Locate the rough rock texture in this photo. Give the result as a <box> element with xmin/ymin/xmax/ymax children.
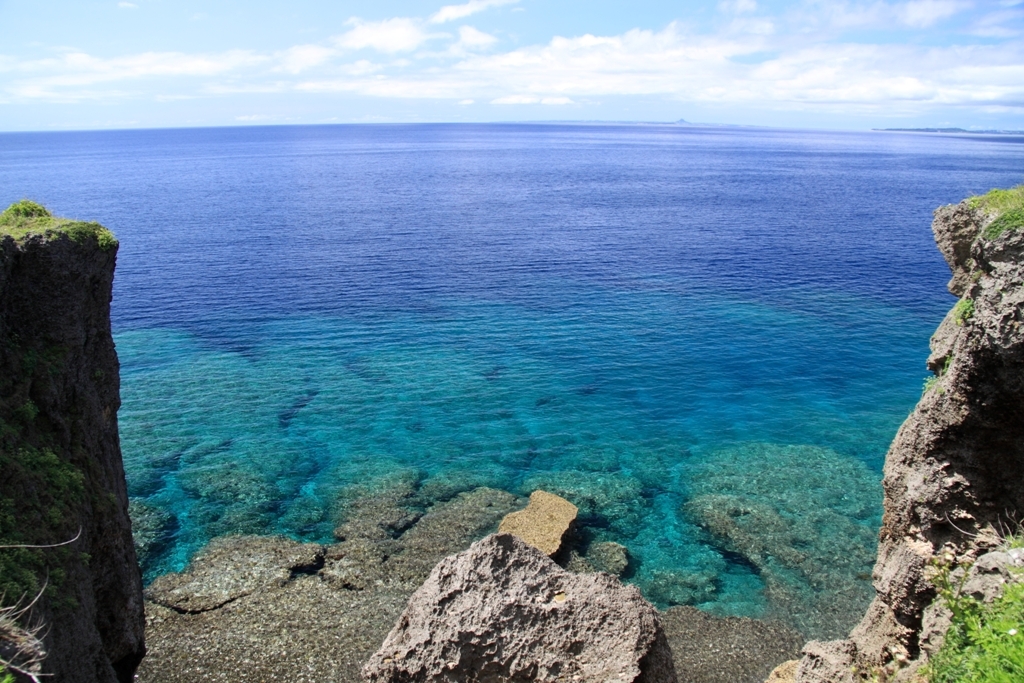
<box><xmin>138</xmin><ymin>487</ymin><xmax>521</xmax><ymax>682</ymax></box>
<box><xmin>0</xmin><ymin>227</ymin><xmax>145</xmax><ymax>681</ymax></box>
<box><xmin>363</xmin><ymin>533</ymin><xmax>677</xmax><ymax>683</ymax></box>
<box><xmin>660</xmin><ymin>607</ymin><xmax>803</xmax><ymax>683</ymax></box>
<box><xmin>587</xmin><ymin>540</ymin><xmax>630</xmax><ymax>575</ymax></box>
<box><xmin>141</xmin><ymin>484</ymin><xmax>805</xmax><ymax>682</ymax></box>
<box><xmin>145</xmin><ymin>535</ymin><xmax>325</xmax><ymax>613</ymax></box>
<box><xmin>765</xmin><ymin>660</ymin><xmax>799</xmax><ymax>683</ymax></box>
<box><xmin>498</xmin><ymin>489</ymin><xmax>578</xmax><ymax>557</ymax></box>
<box><xmin>323</xmin><ymin>486</ymin><xmax>524</xmax><ymax>591</ymax></box>
<box><xmin>793</xmin><ymin>199</ymin><xmax>1024</xmax><ymax>681</ymax></box>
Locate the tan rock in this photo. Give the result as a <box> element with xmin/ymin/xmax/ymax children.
<box><xmin>766</xmin><ymin>660</ymin><xmax>799</xmax><ymax>683</ymax></box>
<box><xmin>498</xmin><ymin>489</ymin><xmax>577</xmax><ymax>556</ymax></box>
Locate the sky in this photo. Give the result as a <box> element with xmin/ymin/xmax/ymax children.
<box><xmin>1</xmin><ymin>0</ymin><xmax>1023</xmax><ymax>131</ymax></box>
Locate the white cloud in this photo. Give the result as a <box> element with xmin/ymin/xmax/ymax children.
<box><xmin>346</xmin><ymin>60</ymin><xmax>382</xmax><ymax>76</ymax></box>
<box><xmin>719</xmin><ymin>0</ymin><xmax>758</xmax><ymax>14</ymax></box>
<box><xmin>425</xmin><ymin>23</ymin><xmax>1021</xmax><ymax>112</ymax></box>
<box><xmin>335</xmin><ymin>18</ymin><xmax>429</xmax><ymax>53</ymax></box>
<box><xmin>118</xmin><ymin>2</ymin><xmax>138</xmax><ymax>8</ymax></box>
<box><xmin>430</xmin><ymin>0</ymin><xmax>519</xmax><ymax>24</ymax></box>
<box><xmin>807</xmin><ymin>0</ymin><xmax>973</xmax><ymax>30</ymax></box>
<box><xmin>456</xmin><ymin>26</ymin><xmax>498</xmax><ymax>49</ymax></box>
<box><xmin>969</xmin><ymin>8</ymin><xmax>1023</xmax><ymax>36</ymax></box>
<box><xmin>728</xmin><ymin>17</ymin><xmax>776</xmax><ymax>34</ymax></box>
<box><xmin>276</xmin><ymin>45</ymin><xmax>336</xmax><ymax>74</ymax></box>
<box><xmin>491</xmin><ymin>95</ymin><xmax>538</xmax><ymax>103</ymax></box>
<box><xmin>896</xmin><ymin>0</ymin><xmax>972</xmax><ymax>27</ymax></box>
<box><xmin>3</xmin><ymin>7</ymin><xmax>1023</xmax><ymax>119</ymax></box>
<box><xmin>0</xmin><ymin>49</ymin><xmax>267</xmax><ymax>101</ymax></box>
<box><xmin>490</xmin><ymin>94</ymin><xmax>575</xmax><ymax>104</ymax></box>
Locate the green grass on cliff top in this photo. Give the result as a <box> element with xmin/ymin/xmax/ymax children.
<box><xmin>0</xmin><ymin>200</ymin><xmax>116</xmax><ymax>250</ymax></box>
<box><xmin>967</xmin><ymin>185</ymin><xmax>1024</xmax><ymax>240</ymax></box>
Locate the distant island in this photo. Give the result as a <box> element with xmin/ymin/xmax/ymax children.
<box><xmin>876</xmin><ymin>127</ymin><xmax>1024</xmax><ymax>134</ymax></box>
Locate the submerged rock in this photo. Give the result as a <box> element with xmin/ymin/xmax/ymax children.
<box><xmin>644</xmin><ymin>568</ymin><xmax>718</xmax><ymax>608</ymax></box>
<box><xmin>321</xmin><ymin>486</ymin><xmax>523</xmax><ymax>590</ymax></box>
<box><xmin>563</xmin><ymin>541</ymin><xmax>631</xmax><ymax>577</ymax></box>
<box><xmin>363</xmin><ymin>533</ymin><xmax>677</xmax><ymax>683</ymax></box>
<box><xmin>587</xmin><ymin>540</ymin><xmax>630</xmax><ymax>575</ymax></box>
<box><xmin>684</xmin><ymin>443</ymin><xmax>880</xmax><ymax>639</ymax></box>
<box><xmin>128</xmin><ymin>499</ymin><xmax>177</xmax><ymax>573</ymax></box>
<box><xmin>145</xmin><ymin>535</ymin><xmax>324</xmax><ymax>613</ymax></box>
<box><xmin>498</xmin><ymin>489</ymin><xmax>578</xmax><ymax>557</ymax></box>
<box><xmin>141</xmin><ymin>486</ymin><xmax>805</xmax><ymax>683</ymax></box>
<box><xmin>333</xmin><ymin>475</ymin><xmax>423</xmax><ymax>542</ymax></box>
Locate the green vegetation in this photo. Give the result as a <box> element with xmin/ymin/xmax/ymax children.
<box><xmin>923</xmin><ymin>356</ymin><xmax>953</xmax><ymax>395</ymax></box>
<box><xmin>966</xmin><ymin>185</ymin><xmax>1024</xmax><ymax>240</ymax></box>
<box><xmin>0</xmin><ymin>200</ymin><xmax>117</xmax><ymax>250</ymax></box>
<box><xmin>924</xmin><ymin>535</ymin><xmax>1024</xmax><ymax>683</ymax></box>
<box><xmin>0</xmin><ymin>445</ymin><xmax>85</xmax><ymax>609</ymax></box>
<box><xmin>984</xmin><ymin>209</ymin><xmax>1024</xmax><ymax>240</ymax></box>
<box><xmin>927</xmin><ymin>581</ymin><xmax>1024</xmax><ymax>682</ymax></box>
<box><xmin>0</xmin><ymin>343</ymin><xmax>87</xmax><ymax>609</ymax></box>
<box><xmin>954</xmin><ymin>298</ymin><xmax>975</xmax><ymax>325</ymax></box>
<box><xmin>969</xmin><ymin>185</ymin><xmax>1024</xmax><ymax>214</ymax></box>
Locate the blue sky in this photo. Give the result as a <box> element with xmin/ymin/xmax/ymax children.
<box><xmin>1</xmin><ymin>0</ymin><xmax>1023</xmax><ymax>131</ymax></box>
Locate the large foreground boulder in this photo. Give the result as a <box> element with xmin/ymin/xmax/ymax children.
<box><xmin>363</xmin><ymin>533</ymin><xmax>677</xmax><ymax>683</ymax></box>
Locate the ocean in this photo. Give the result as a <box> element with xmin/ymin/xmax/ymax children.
<box><xmin>3</xmin><ymin>123</ymin><xmax>1022</xmax><ymax>637</ymax></box>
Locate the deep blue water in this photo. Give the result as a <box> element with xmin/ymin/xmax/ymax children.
<box><xmin>2</xmin><ymin>124</ymin><xmax>1023</xmax><ymax>637</ymax></box>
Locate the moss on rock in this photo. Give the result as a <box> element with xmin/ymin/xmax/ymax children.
<box><xmin>966</xmin><ymin>185</ymin><xmax>1024</xmax><ymax>240</ymax></box>
<box><xmin>0</xmin><ymin>201</ymin><xmax>117</xmax><ymax>251</ymax></box>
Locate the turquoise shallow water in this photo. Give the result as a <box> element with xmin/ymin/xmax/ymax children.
<box><xmin>117</xmin><ymin>285</ymin><xmax>917</xmax><ymax>636</ymax></box>
<box><xmin>3</xmin><ymin>122</ymin><xmax>1024</xmax><ymax>638</ymax></box>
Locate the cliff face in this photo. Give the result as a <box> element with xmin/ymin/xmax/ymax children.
<box><xmin>794</xmin><ymin>192</ymin><xmax>1024</xmax><ymax>682</ymax></box>
<box><xmin>0</xmin><ymin>203</ymin><xmax>145</xmax><ymax>681</ymax></box>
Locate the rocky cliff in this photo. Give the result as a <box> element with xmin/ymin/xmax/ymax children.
<box><xmin>792</xmin><ymin>187</ymin><xmax>1024</xmax><ymax>682</ymax></box>
<box><xmin>0</xmin><ymin>201</ymin><xmax>145</xmax><ymax>682</ymax></box>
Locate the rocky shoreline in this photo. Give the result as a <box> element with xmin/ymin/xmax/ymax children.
<box><xmin>6</xmin><ymin>186</ymin><xmax>1023</xmax><ymax>682</ymax></box>
<box><xmin>137</xmin><ymin>485</ymin><xmax>804</xmax><ymax>683</ymax></box>
<box><xmin>137</xmin><ymin>190</ymin><xmax>1024</xmax><ymax>683</ymax></box>
<box><xmin>785</xmin><ymin>191</ymin><xmax>1024</xmax><ymax>681</ymax></box>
